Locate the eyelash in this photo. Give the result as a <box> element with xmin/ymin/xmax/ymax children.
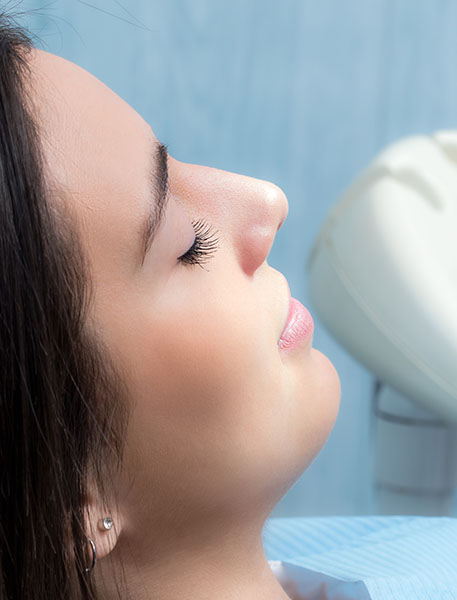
<box><xmin>178</xmin><ymin>218</ymin><xmax>220</xmax><ymax>270</ymax></box>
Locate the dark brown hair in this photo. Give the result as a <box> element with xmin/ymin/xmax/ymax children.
<box><xmin>0</xmin><ymin>9</ymin><xmax>129</xmax><ymax>600</ymax></box>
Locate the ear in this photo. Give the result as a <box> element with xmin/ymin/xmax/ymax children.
<box><xmin>83</xmin><ymin>487</ymin><xmax>124</xmax><ymax>562</ymax></box>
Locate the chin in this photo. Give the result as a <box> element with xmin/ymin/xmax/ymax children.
<box><xmin>291</xmin><ymin>348</ymin><xmax>341</xmax><ymax>471</ymax></box>
<box><xmin>264</xmin><ymin>351</ymin><xmax>341</xmax><ymax>508</ymax></box>
<box><xmin>309</xmin><ymin>347</ymin><xmax>341</xmax><ymax>446</ymax></box>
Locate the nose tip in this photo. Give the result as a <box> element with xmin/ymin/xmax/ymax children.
<box><xmin>236</xmin><ymin>179</ymin><xmax>290</xmax><ymax>277</ymax></box>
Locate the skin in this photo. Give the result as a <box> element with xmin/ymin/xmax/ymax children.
<box><xmin>26</xmin><ymin>48</ymin><xmax>341</xmax><ymax>600</ymax></box>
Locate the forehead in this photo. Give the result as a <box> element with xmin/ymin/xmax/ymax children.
<box><xmin>25</xmin><ymin>48</ymin><xmax>154</xmax><ymax>280</ymax></box>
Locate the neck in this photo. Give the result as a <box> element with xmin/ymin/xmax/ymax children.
<box><xmin>96</xmin><ymin>518</ymin><xmax>291</xmax><ymax>600</ymax></box>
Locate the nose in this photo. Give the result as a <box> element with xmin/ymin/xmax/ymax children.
<box><xmin>168</xmin><ymin>159</ymin><xmax>289</xmax><ymax>276</ymax></box>
<box><xmin>231</xmin><ymin>177</ymin><xmax>289</xmax><ymax>275</ymax></box>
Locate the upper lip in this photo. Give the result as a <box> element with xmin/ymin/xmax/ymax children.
<box><xmin>278</xmin><ymin>274</ymin><xmax>291</xmax><ymax>340</ymax></box>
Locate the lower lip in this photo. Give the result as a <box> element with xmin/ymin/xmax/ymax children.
<box><xmin>278</xmin><ymin>297</ymin><xmax>314</xmax><ymax>352</ymax></box>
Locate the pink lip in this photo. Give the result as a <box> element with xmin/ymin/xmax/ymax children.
<box><xmin>278</xmin><ymin>288</ymin><xmax>314</xmax><ymax>353</ymax></box>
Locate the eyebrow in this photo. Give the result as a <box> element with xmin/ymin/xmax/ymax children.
<box><xmin>140</xmin><ymin>141</ymin><xmax>169</xmax><ymax>266</ymax></box>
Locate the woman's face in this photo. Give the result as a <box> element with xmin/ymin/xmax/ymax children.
<box><xmin>29</xmin><ymin>49</ymin><xmax>340</xmax><ymax>552</ymax></box>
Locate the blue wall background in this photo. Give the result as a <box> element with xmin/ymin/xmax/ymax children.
<box><xmin>17</xmin><ymin>0</ymin><xmax>457</xmax><ymax>517</ymax></box>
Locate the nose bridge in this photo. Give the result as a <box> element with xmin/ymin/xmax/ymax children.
<box><xmin>169</xmin><ymin>159</ymin><xmax>288</xmax><ymax>275</ymax></box>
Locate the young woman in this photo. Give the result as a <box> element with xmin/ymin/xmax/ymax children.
<box><xmin>0</xmin><ymin>11</ymin><xmax>340</xmax><ymax>600</ymax></box>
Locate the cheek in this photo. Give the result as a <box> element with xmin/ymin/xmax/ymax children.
<box><xmin>129</xmin><ymin>283</ymin><xmax>285</xmax><ymax>441</ymax></box>
<box><xmin>118</xmin><ymin>279</ymin><xmax>293</xmax><ymax>501</ymax></box>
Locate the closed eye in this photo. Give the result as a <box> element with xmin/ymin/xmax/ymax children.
<box><xmin>178</xmin><ymin>219</ymin><xmax>220</xmax><ymax>270</ymax></box>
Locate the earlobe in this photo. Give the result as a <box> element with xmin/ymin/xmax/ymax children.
<box><xmin>84</xmin><ymin>494</ymin><xmax>123</xmax><ymax>564</ymax></box>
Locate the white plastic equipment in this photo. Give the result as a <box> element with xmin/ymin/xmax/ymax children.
<box><xmin>306</xmin><ymin>130</ymin><xmax>457</xmax><ymax>514</ymax></box>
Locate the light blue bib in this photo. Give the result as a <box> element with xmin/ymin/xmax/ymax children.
<box><xmin>263</xmin><ymin>516</ymin><xmax>457</xmax><ymax>599</ymax></box>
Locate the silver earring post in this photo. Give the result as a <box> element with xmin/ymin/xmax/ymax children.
<box><xmin>97</xmin><ymin>516</ymin><xmax>113</xmax><ymax>531</ymax></box>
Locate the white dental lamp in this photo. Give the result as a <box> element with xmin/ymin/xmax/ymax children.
<box><xmin>306</xmin><ymin>130</ymin><xmax>457</xmax><ymax>516</ymax></box>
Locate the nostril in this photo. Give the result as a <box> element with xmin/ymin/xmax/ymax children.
<box><xmin>277</xmin><ymin>197</ymin><xmax>289</xmax><ymax>232</ymax></box>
